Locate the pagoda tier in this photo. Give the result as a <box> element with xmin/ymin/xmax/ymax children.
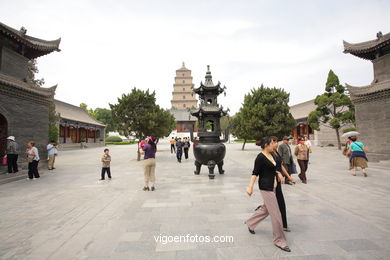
<box><xmin>191</xmin><ymin>105</ymin><xmax>228</xmax><ymax>118</ymax></box>
<box><xmin>0</xmin><ymin>22</ymin><xmax>61</xmax><ymax>59</ymax></box>
<box><xmin>193</xmin><ymin>82</ymin><xmax>225</xmax><ymax>95</ymax></box>
<box><xmin>343</xmin><ymin>31</ymin><xmax>390</xmax><ymax>60</ymax></box>
<box><xmin>193</xmin><ymin>65</ymin><xmax>226</xmax><ymax>96</ymax></box>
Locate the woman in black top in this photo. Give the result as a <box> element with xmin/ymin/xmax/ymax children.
<box><xmin>245</xmin><ymin>136</ymin><xmax>290</xmax><ymax>252</ymax></box>
<box><xmin>272</xmin><ymin>136</ymin><xmax>295</xmax><ymax>232</ymax></box>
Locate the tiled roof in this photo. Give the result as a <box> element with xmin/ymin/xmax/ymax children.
<box><xmin>54</xmin><ymin>100</ymin><xmax>106</xmax><ymax>127</ymax></box>
<box><xmin>176</xmin><ymin>62</ymin><xmax>190</xmax><ymax>72</ymax></box>
<box><xmin>0</xmin><ymin>72</ymin><xmax>56</xmax><ymax>97</ymax></box>
<box><xmin>289</xmin><ymin>99</ymin><xmax>316</xmax><ymax>120</ymax></box>
<box><xmin>346</xmin><ymin>79</ymin><xmax>390</xmax><ymax>97</ymax></box>
<box><xmin>0</xmin><ymin>22</ymin><xmax>61</xmax><ymax>59</ymax></box>
<box><xmin>343</xmin><ymin>32</ymin><xmax>390</xmax><ymax>60</ymax></box>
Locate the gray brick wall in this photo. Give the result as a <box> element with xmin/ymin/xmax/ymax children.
<box><xmin>373</xmin><ymin>53</ymin><xmax>390</xmax><ymax>83</ymax></box>
<box><xmin>314</xmin><ymin>124</ymin><xmax>354</xmax><ymax>147</ymax></box>
<box><xmin>1</xmin><ymin>47</ymin><xmax>29</xmax><ymax>81</ymax></box>
<box><xmin>355</xmin><ymin>98</ymin><xmax>390</xmax><ymax>161</ymax></box>
<box><xmin>0</xmin><ymin>87</ymin><xmax>50</xmax><ymax>169</ymax></box>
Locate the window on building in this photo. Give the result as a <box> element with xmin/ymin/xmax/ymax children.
<box><xmin>183</xmin><ymin>88</ymin><xmax>185</xmax><ymax>91</ymax></box>
<box><xmin>182</xmin><ymin>73</ymin><xmax>185</xmax><ymax>76</ymax></box>
<box><xmin>183</xmin><ymin>80</ymin><xmax>185</xmax><ymax>84</ymax></box>
<box><xmin>183</xmin><ymin>104</ymin><xmax>186</xmax><ymax>108</ymax></box>
<box><xmin>183</xmin><ymin>96</ymin><xmax>186</xmax><ymax>99</ymax></box>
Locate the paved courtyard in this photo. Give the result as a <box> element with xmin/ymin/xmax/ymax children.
<box><xmin>0</xmin><ymin>142</ymin><xmax>389</xmax><ymax>260</ymax></box>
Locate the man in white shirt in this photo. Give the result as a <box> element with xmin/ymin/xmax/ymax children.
<box><xmin>47</xmin><ymin>140</ymin><xmax>58</xmax><ymax>170</ymax></box>
<box><xmin>304</xmin><ymin>136</ymin><xmax>312</xmax><ymax>163</ymax></box>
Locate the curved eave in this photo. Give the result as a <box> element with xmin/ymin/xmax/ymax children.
<box><xmin>194</xmin><ymin>85</ymin><xmax>224</xmax><ymax>95</ymax></box>
<box><xmin>176</xmin><ymin>67</ymin><xmax>190</xmax><ymax>72</ymax></box>
<box><xmin>346</xmin><ymin>80</ymin><xmax>390</xmax><ymax>96</ymax></box>
<box><xmin>0</xmin><ymin>22</ymin><xmax>61</xmax><ymax>58</ymax></box>
<box><xmin>343</xmin><ymin>32</ymin><xmax>390</xmax><ymax>60</ymax></box>
<box><xmin>200</xmin><ymin>81</ymin><xmax>221</xmax><ymax>89</ymax></box>
<box><xmin>0</xmin><ymin>73</ymin><xmax>56</xmax><ymax>98</ymax></box>
<box><xmin>190</xmin><ymin>107</ymin><xmax>226</xmax><ymax>115</ymax></box>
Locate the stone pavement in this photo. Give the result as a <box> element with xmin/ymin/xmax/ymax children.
<box><xmin>0</xmin><ymin>142</ymin><xmax>389</xmax><ymax>260</ymax></box>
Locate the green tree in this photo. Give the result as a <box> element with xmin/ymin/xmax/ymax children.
<box><xmin>308</xmin><ymin>70</ymin><xmax>355</xmax><ymax>150</ymax></box>
<box><xmin>93</xmin><ymin>108</ymin><xmax>117</xmax><ymax>133</ymax></box>
<box><xmin>79</xmin><ymin>104</ymin><xmax>116</xmax><ymax>132</ymax></box>
<box><xmin>27</xmin><ymin>59</ymin><xmax>45</xmax><ymax>87</ymax></box>
<box><xmin>231</xmin><ymin>113</ymin><xmax>253</xmax><ymax>149</ymax></box>
<box><xmin>110</xmin><ymin>88</ymin><xmax>175</xmax><ymax>160</ymax></box>
<box><xmin>149</xmin><ymin>108</ymin><xmax>176</xmax><ymax>143</ymax></box>
<box><xmin>231</xmin><ymin>85</ymin><xmax>295</xmax><ymax>150</ymax></box>
<box><xmin>48</xmin><ymin>102</ymin><xmax>60</xmax><ymax>143</ymax></box>
<box><xmin>79</xmin><ymin>103</ymin><xmax>94</xmax><ymax>116</ymax></box>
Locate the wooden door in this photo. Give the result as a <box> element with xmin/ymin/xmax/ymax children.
<box><xmin>0</xmin><ymin>114</ymin><xmax>8</xmax><ymax>157</ymax></box>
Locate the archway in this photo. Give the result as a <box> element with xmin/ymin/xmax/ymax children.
<box><xmin>0</xmin><ymin>114</ymin><xmax>8</xmax><ymax>157</ymax></box>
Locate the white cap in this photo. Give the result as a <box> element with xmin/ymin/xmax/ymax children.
<box><xmin>7</xmin><ymin>136</ymin><xmax>15</xmax><ymax>141</ymax></box>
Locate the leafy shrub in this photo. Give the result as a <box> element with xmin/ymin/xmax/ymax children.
<box><xmin>327</xmin><ymin>143</ymin><xmax>335</xmax><ymax>147</ymax></box>
<box><xmin>235</xmin><ymin>139</ymin><xmax>256</xmax><ymax>143</ymax></box>
<box><xmin>105</xmin><ymin>136</ymin><xmax>123</xmax><ymax>142</ymax></box>
<box><xmin>106</xmin><ymin>141</ymin><xmax>137</xmax><ymax>145</ymax></box>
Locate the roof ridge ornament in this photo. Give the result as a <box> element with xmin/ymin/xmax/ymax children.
<box><xmin>377</xmin><ymin>31</ymin><xmax>383</xmax><ymax>40</ymax></box>
<box><xmin>20</xmin><ymin>26</ymin><xmax>27</xmax><ymax>36</ymax></box>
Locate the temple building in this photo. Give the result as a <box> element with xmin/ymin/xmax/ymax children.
<box><xmin>170</xmin><ymin>62</ymin><xmax>198</xmax><ymax>133</ymax></box>
<box><xmin>289</xmin><ymin>99</ymin><xmax>351</xmax><ymax>146</ymax></box>
<box><xmin>54</xmin><ymin>100</ymin><xmax>106</xmax><ymax>148</ymax></box>
<box><xmin>0</xmin><ymin>22</ymin><xmax>60</xmax><ymax>166</ymax></box>
<box><xmin>289</xmin><ymin>100</ymin><xmax>315</xmax><ymax>141</ymax></box>
<box><xmin>343</xmin><ymin>32</ymin><xmax>390</xmax><ymax>161</ymax></box>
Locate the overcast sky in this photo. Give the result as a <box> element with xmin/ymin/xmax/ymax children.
<box><xmin>1</xmin><ymin>0</ymin><xmax>389</xmax><ymax>113</ymax></box>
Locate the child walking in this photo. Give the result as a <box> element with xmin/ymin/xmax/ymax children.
<box><xmin>100</xmin><ymin>148</ymin><xmax>112</xmax><ymax>180</ymax></box>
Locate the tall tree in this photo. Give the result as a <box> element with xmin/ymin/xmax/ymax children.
<box><xmin>79</xmin><ymin>104</ymin><xmax>116</xmax><ymax>132</ymax></box>
<box><xmin>149</xmin><ymin>108</ymin><xmax>176</xmax><ymax>143</ymax></box>
<box><xmin>308</xmin><ymin>70</ymin><xmax>355</xmax><ymax>150</ymax></box>
<box><xmin>231</xmin><ymin>85</ymin><xmax>295</xmax><ymax>150</ymax></box>
<box><xmin>231</xmin><ymin>113</ymin><xmax>253</xmax><ymax>149</ymax></box>
<box><xmin>48</xmin><ymin>102</ymin><xmax>60</xmax><ymax>142</ymax></box>
<box><xmin>110</xmin><ymin>88</ymin><xmax>175</xmax><ymax>160</ymax></box>
<box><xmin>93</xmin><ymin>108</ymin><xmax>117</xmax><ymax>133</ymax></box>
